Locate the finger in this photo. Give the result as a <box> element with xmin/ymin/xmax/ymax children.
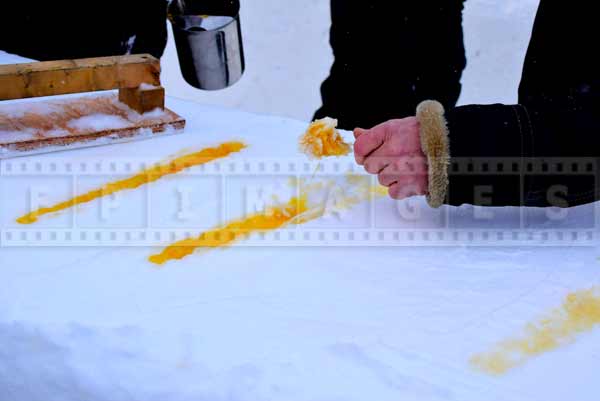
<box><xmin>377</xmin><ymin>156</ymin><xmax>428</xmax><ymax>184</ymax></box>
<box><xmin>388</xmin><ymin>182</ymin><xmax>418</xmax><ymax>200</ymax></box>
<box><xmin>364</xmin><ymin>155</ymin><xmax>395</xmax><ymax>174</ymax></box>
<box><xmin>361</xmin><ymin>140</ymin><xmax>403</xmax><ymax>173</ymax></box>
<box><xmin>353</xmin><ymin>128</ymin><xmax>366</xmax><ymax>139</ymax></box>
<box><xmin>378</xmin><ymin>172</ymin><xmax>396</xmax><ymax>187</ymax></box>
<box><xmin>353</xmin><ymin>128</ymin><xmax>386</xmax><ymax>165</ymax></box>
<box><xmin>383</xmin><ymin>173</ymin><xmax>413</xmax><ymax>192</ymax></box>
<box><xmin>388</xmin><ymin>179</ymin><xmax>422</xmax><ymax>200</ymax></box>
<box><xmin>402</xmin><ymin>155</ymin><xmax>428</xmax><ymax>174</ymax></box>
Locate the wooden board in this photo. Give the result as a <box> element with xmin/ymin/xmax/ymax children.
<box><xmin>0</xmin><ymin>54</ymin><xmax>161</xmax><ymax>101</ymax></box>
<box><xmin>0</xmin><ymin>93</ymin><xmax>185</xmax><ymax>158</ymax></box>
<box><xmin>119</xmin><ymin>85</ymin><xmax>166</xmax><ymax>114</ymax></box>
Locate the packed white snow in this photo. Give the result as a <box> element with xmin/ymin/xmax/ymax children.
<box><xmin>3</xmin><ymin>1</ymin><xmax>600</xmax><ymax>401</ymax></box>
<box><xmin>67</xmin><ymin>114</ymin><xmax>132</xmax><ymax>132</ymax></box>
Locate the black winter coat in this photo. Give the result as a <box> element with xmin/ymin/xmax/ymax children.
<box><xmin>316</xmin><ymin>0</ymin><xmax>600</xmax><ymax>208</ymax></box>
<box><xmin>448</xmin><ymin>1</ymin><xmax>599</xmax><ymax>207</ymax></box>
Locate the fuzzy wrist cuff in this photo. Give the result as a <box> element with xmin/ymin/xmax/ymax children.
<box><xmin>416</xmin><ymin>100</ymin><xmax>450</xmax><ymax>208</ymax></box>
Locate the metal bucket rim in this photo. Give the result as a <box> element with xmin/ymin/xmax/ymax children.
<box><xmin>169</xmin><ymin>13</ymin><xmax>240</xmax><ymax>35</ymax></box>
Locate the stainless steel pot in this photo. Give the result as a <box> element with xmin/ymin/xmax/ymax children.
<box><xmin>168</xmin><ymin>1</ymin><xmax>245</xmax><ymax>90</ymax></box>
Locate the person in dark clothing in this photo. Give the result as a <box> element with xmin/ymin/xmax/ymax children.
<box><xmin>317</xmin><ymin>1</ymin><xmax>599</xmax><ymax>208</ymax></box>
<box><xmin>0</xmin><ymin>0</ymin><xmax>240</xmax><ymax>62</ymax></box>
<box><xmin>1</xmin><ymin>1</ymin><xmax>169</xmax><ymax>61</ymax></box>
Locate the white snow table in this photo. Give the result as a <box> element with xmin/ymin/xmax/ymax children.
<box><xmin>1</xmin><ymin>51</ymin><xmax>600</xmax><ymax>401</ymax></box>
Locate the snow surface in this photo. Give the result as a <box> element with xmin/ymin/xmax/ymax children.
<box><xmin>66</xmin><ymin>114</ymin><xmax>131</xmax><ymax>132</ymax></box>
<box><xmin>1</xmin><ymin>97</ymin><xmax>600</xmax><ymax>401</ymax></box>
<box><xmin>3</xmin><ymin>1</ymin><xmax>600</xmax><ymax>400</ymax></box>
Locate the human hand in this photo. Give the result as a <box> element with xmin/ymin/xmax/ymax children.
<box><xmin>353</xmin><ymin>117</ymin><xmax>427</xmax><ymax>200</ymax></box>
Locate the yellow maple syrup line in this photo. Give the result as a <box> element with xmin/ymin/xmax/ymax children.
<box><xmin>470</xmin><ymin>286</ymin><xmax>600</xmax><ymax>375</ymax></box>
<box><xmin>16</xmin><ymin>141</ymin><xmax>247</xmax><ymax>225</ymax></box>
<box><xmin>148</xmin><ymin>195</ymin><xmax>310</xmax><ymax>265</ymax></box>
<box><xmin>149</xmin><ymin>175</ymin><xmax>388</xmax><ymax>265</ymax></box>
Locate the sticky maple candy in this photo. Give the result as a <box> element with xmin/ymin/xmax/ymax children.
<box><xmin>299</xmin><ymin>117</ymin><xmax>351</xmax><ymax>159</ymax></box>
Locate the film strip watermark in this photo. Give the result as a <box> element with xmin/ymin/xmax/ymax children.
<box><xmin>1</xmin><ymin>156</ymin><xmax>598</xmax><ymax>247</ymax></box>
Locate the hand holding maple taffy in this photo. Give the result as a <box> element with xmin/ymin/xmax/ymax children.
<box><xmin>300</xmin><ymin>116</ymin><xmax>429</xmax><ymax>202</ymax></box>
<box><xmin>353</xmin><ymin>117</ymin><xmax>428</xmax><ymax>201</ymax></box>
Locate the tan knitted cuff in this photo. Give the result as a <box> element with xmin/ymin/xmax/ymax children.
<box><xmin>416</xmin><ymin>100</ymin><xmax>450</xmax><ymax>208</ymax></box>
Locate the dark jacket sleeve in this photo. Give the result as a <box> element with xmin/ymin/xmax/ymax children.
<box><xmin>442</xmin><ymin>0</ymin><xmax>600</xmax><ymax>208</ymax></box>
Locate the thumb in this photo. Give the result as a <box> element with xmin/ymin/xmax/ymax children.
<box><xmin>353</xmin><ymin>128</ymin><xmax>366</xmax><ymax>139</ymax></box>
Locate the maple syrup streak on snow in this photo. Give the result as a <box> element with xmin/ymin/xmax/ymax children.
<box><xmin>149</xmin><ymin>176</ymin><xmax>387</xmax><ymax>265</ymax></box>
<box><xmin>471</xmin><ymin>287</ymin><xmax>600</xmax><ymax>375</ymax></box>
<box><xmin>16</xmin><ymin>142</ymin><xmax>247</xmax><ymax>224</ymax></box>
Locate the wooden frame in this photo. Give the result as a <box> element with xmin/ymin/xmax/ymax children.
<box><xmin>0</xmin><ymin>54</ymin><xmax>164</xmax><ymax>113</ymax></box>
<box><xmin>0</xmin><ymin>55</ymin><xmax>185</xmax><ymax>159</ymax></box>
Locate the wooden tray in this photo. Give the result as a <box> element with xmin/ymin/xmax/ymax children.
<box><xmin>0</xmin><ymin>54</ymin><xmax>185</xmax><ymax>159</ymax></box>
<box><xmin>0</xmin><ymin>93</ymin><xmax>185</xmax><ymax>158</ymax></box>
